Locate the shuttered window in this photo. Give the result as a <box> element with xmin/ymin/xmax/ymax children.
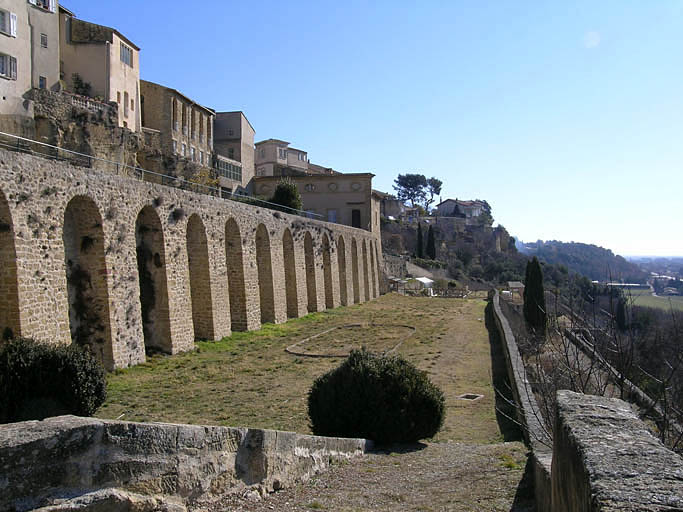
<box><xmin>0</xmin><ymin>10</ymin><xmax>17</xmax><ymax>37</ymax></box>
<box><xmin>0</xmin><ymin>54</ymin><xmax>17</xmax><ymax>80</ymax></box>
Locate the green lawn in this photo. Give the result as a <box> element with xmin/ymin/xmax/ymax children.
<box><xmin>623</xmin><ymin>288</ymin><xmax>683</xmax><ymax>312</ymax></box>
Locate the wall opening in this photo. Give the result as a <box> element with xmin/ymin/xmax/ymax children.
<box><xmin>337</xmin><ymin>235</ymin><xmax>348</xmax><ymax>306</ymax></box>
<box><xmin>63</xmin><ymin>196</ymin><xmax>114</xmax><ymax>368</ymax></box>
<box><xmin>362</xmin><ymin>240</ymin><xmax>370</xmax><ymax>301</ymax></box>
<box><xmin>255</xmin><ymin>223</ymin><xmax>275</xmax><ymax>323</ymax></box>
<box><xmin>375</xmin><ymin>243</ymin><xmax>382</xmax><ymax>296</ymax></box>
<box><xmin>304</xmin><ymin>232</ymin><xmax>317</xmax><ymax>312</ymax></box>
<box><xmin>369</xmin><ymin>240</ymin><xmax>377</xmax><ymax>299</ymax></box>
<box><xmin>186</xmin><ymin>214</ymin><xmax>213</xmax><ymax>340</ymax></box>
<box><xmin>225</xmin><ymin>218</ymin><xmax>247</xmax><ymax>331</ymax></box>
<box><xmin>135</xmin><ymin>205</ymin><xmax>172</xmax><ymax>354</ymax></box>
<box><xmin>282</xmin><ymin>228</ymin><xmax>298</xmax><ymax>318</ymax></box>
<box><xmin>351</xmin><ymin>209</ymin><xmax>361</xmax><ymax>228</ymax></box>
<box><xmin>0</xmin><ymin>190</ymin><xmax>19</xmax><ymax>341</ymax></box>
<box><xmin>322</xmin><ymin>234</ymin><xmax>333</xmax><ymax>309</ymax></box>
<box><xmin>351</xmin><ymin>238</ymin><xmax>360</xmax><ymax>304</ymax></box>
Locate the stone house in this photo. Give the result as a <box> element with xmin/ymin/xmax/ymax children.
<box><xmin>0</xmin><ymin>0</ymin><xmax>60</xmax><ymax>130</ymax></box>
<box><xmin>213</xmin><ymin>111</ymin><xmax>255</xmax><ymax>195</ymax></box>
<box><xmin>254</xmin><ymin>139</ymin><xmax>312</xmax><ymax>177</ymax></box>
<box><xmin>372</xmin><ymin>190</ymin><xmax>406</xmax><ymax>219</ymax></box>
<box><xmin>435</xmin><ymin>198</ymin><xmax>487</xmax><ymax>218</ymax></box>
<box><xmin>58</xmin><ymin>7</ymin><xmax>141</xmax><ymax>131</ymax></box>
<box><xmin>253</xmin><ymin>172</ymin><xmax>381</xmax><ymax>235</ymax></box>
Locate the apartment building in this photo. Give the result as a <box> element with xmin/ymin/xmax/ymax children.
<box><xmin>253</xmin><ymin>172</ymin><xmax>380</xmax><ymax>234</ymax></box>
<box><xmin>214</xmin><ymin>111</ymin><xmax>255</xmax><ymax>194</ymax></box>
<box><xmin>59</xmin><ymin>8</ymin><xmax>141</xmax><ymax>131</ymax></box>
<box><xmin>0</xmin><ymin>0</ymin><xmax>60</xmax><ymax>126</ymax></box>
<box><xmin>140</xmin><ymin>80</ymin><xmax>215</xmax><ymax>167</ymax></box>
<box><xmin>254</xmin><ymin>139</ymin><xmax>340</xmax><ymax>177</ymax></box>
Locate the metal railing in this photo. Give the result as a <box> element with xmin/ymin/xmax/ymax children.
<box><xmin>0</xmin><ymin>131</ymin><xmax>323</xmax><ymax>219</ymax></box>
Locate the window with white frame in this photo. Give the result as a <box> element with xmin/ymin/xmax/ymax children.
<box><xmin>172</xmin><ymin>140</ymin><xmax>177</xmax><ymax>153</ymax></box>
<box><xmin>190</xmin><ymin>147</ymin><xmax>195</xmax><ymax>161</ymax></box>
<box><xmin>0</xmin><ymin>10</ymin><xmax>17</xmax><ymax>37</ymax></box>
<box><xmin>32</xmin><ymin>0</ymin><xmax>56</xmax><ymax>12</ymax></box>
<box><xmin>278</xmin><ymin>148</ymin><xmax>286</xmax><ymax>159</ymax></box>
<box><xmin>199</xmin><ymin>151</ymin><xmax>204</xmax><ymax>165</ymax></box>
<box><xmin>120</xmin><ymin>42</ymin><xmax>133</xmax><ymax>67</ymax></box>
<box><xmin>181</xmin><ymin>143</ymin><xmax>186</xmax><ymax>156</ymax></box>
<box><xmin>0</xmin><ymin>54</ymin><xmax>17</xmax><ymax>80</ymax></box>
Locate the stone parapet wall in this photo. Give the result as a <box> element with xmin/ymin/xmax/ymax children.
<box><xmin>552</xmin><ymin>390</ymin><xmax>683</xmax><ymax>511</ymax></box>
<box><xmin>0</xmin><ymin>415</ymin><xmax>371</xmax><ymax>511</ymax></box>
<box><xmin>0</xmin><ymin>148</ymin><xmax>382</xmax><ymax>369</ymax></box>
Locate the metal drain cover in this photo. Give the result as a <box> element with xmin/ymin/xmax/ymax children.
<box><xmin>458</xmin><ymin>393</ymin><xmax>484</xmax><ymax>401</ymax></box>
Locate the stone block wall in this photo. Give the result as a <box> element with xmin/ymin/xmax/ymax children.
<box><xmin>0</xmin><ymin>415</ymin><xmax>371</xmax><ymax>511</ymax></box>
<box><xmin>0</xmin><ymin>148</ymin><xmax>382</xmax><ymax>369</ymax></box>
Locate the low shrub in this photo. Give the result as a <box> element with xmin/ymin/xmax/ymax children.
<box><xmin>0</xmin><ymin>337</ymin><xmax>107</xmax><ymax>423</ymax></box>
<box><xmin>307</xmin><ymin>349</ymin><xmax>445</xmax><ymax>443</ymax></box>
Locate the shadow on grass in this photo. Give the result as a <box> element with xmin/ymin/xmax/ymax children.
<box><xmin>485</xmin><ymin>301</ymin><xmax>524</xmax><ymax>443</ymax></box>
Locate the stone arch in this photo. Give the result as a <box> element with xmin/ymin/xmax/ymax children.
<box><xmin>375</xmin><ymin>242</ymin><xmax>382</xmax><ymax>296</ymax></box>
<box><xmin>63</xmin><ymin>195</ymin><xmax>113</xmax><ymax>368</ymax></box>
<box><xmin>304</xmin><ymin>231</ymin><xmax>317</xmax><ymax>312</ymax></box>
<box><xmin>322</xmin><ymin>233</ymin><xmax>333</xmax><ymax>309</ymax></box>
<box><xmin>337</xmin><ymin>235</ymin><xmax>348</xmax><ymax>306</ymax></box>
<box><xmin>282</xmin><ymin>228</ymin><xmax>298</xmax><ymax>318</ymax></box>
<box><xmin>362</xmin><ymin>239</ymin><xmax>370</xmax><ymax>301</ymax></box>
<box><xmin>225</xmin><ymin>218</ymin><xmax>247</xmax><ymax>331</ymax></box>
<box><xmin>135</xmin><ymin>205</ymin><xmax>171</xmax><ymax>354</ymax></box>
<box><xmin>0</xmin><ymin>190</ymin><xmax>20</xmax><ymax>341</ymax></box>
<box><xmin>186</xmin><ymin>214</ymin><xmax>213</xmax><ymax>340</ymax></box>
<box><xmin>369</xmin><ymin>240</ymin><xmax>377</xmax><ymax>299</ymax></box>
<box><xmin>255</xmin><ymin>223</ymin><xmax>275</xmax><ymax>324</ymax></box>
<box><xmin>351</xmin><ymin>238</ymin><xmax>360</xmax><ymax>304</ymax></box>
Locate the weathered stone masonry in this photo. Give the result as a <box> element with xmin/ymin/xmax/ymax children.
<box><xmin>0</xmin><ymin>148</ymin><xmax>383</xmax><ymax>369</ymax></box>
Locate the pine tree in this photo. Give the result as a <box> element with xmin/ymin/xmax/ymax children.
<box><xmin>426</xmin><ymin>225</ymin><xmax>436</xmax><ymax>260</ymax></box>
<box><xmin>523</xmin><ymin>257</ymin><xmax>546</xmax><ymax>334</ymax></box>
<box><xmin>416</xmin><ymin>222</ymin><xmax>424</xmax><ymax>259</ymax></box>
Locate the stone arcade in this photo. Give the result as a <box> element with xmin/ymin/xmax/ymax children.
<box><xmin>0</xmin><ymin>148</ymin><xmax>382</xmax><ymax>369</ymax></box>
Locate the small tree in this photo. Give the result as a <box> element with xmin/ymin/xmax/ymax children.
<box><xmin>523</xmin><ymin>257</ymin><xmax>546</xmax><ymax>334</ymax></box>
<box><xmin>416</xmin><ymin>222</ymin><xmax>424</xmax><ymax>259</ymax></box>
<box><xmin>425</xmin><ymin>177</ymin><xmax>443</xmax><ymax>212</ymax></box>
<box><xmin>393</xmin><ymin>173</ymin><xmax>427</xmax><ymax>208</ymax></box>
<box><xmin>269</xmin><ymin>178</ymin><xmax>303</xmax><ymax>212</ymax></box>
<box><xmin>72</xmin><ymin>73</ymin><xmax>92</xmax><ymax>97</ymax></box>
<box><xmin>426</xmin><ymin>224</ymin><xmax>436</xmax><ymax>260</ymax></box>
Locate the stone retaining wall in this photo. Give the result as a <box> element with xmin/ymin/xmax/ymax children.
<box><xmin>0</xmin><ymin>415</ymin><xmax>371</xmax><ymax>511</ymax></box>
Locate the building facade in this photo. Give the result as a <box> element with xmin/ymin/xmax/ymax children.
<box><xmin>254</xmin><ymin>139</ymin><xmax>310</xmax><ymax>177</ymax></box>
<box><xmin>59</xmin><ymin>8</ymin><xmax>141</xmax><ymax>131</ymax></box>
<box><xmin>253</xmin><ymin>173</ymin><xmax>380</xmax><ymax>234</ymax></box>
<box><xmin>214</xmin><ymin>111</ymin><xmax>255</xmax><ymax>194</ymax></box>
<box><xmin>435</xmin><ymin>199</ymin><xmax>487</xmax><ymax>218</ymax></box>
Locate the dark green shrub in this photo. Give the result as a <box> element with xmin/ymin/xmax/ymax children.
<box><xmin>269</xmin><ymin>178</ymin><xmax>303</xmax><ymax>212</ymax></box>
<box><xmin>308</xmin><ymin>349</ymin><xmax>445</xmax><ymax>443</ymax></box>
<box><xmin>0</xmin><ymin>337</ymin><xmax>107</xmax><ymax>423</ymax></box>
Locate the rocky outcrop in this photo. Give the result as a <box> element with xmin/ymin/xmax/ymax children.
<box><xmin>0</xmin><ymin>415</ymin><xmax>370</xmax><ymax>511</ymax></box>
<box><xmin>551</xmin><ymin>390</ymin><xmax>683</xmax><ymax>511</ymax></box>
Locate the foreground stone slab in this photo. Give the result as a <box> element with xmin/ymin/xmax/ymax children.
<box><xmin>551</xmin><ymin>390</ymin><xmax>683</xmax><ymax>512</ymax></box>
<box><xmin>0</xmin><ymin>415</ymin><xmax>370</xmax><ymax>511</ymax></box>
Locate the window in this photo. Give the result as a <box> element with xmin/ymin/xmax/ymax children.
<box><xmin>130</xmin><ymin>98</ymin><xmax>134</xmax><ymax>111</ymax></box>
<box><xmin>39</xmin><ymin>76</ymin><xmax>46</xmax><ymax>89</ymax></box>
<box><xmin>181</xmin><ymin>143</ymin><xmax>186</xmax><ymax>157</ymax></box>
<box><xmin>0</xmin><ymin>54</ymin><xmax>17</xmax><ymax>80</ymax></box>
<box><xmin>190</xmin><ymin>147</ymin><xmax>195</xmax><ymax>161</ymax></box>
<box><xmin>228</xmin><ymin>148</ymin><xmax>234</xmax><ymax>160</ymax></box>
<box><xmin>123</xmin><ymin>91</ymin><xmax>129</xmax><ymax>118</ymax></box>
<box><xmin>40</xmin><ymin>33</ymin><xmax>47</xmax><ymax>48</ymax></box>
<box><xmin>327</xmin><ymin>209</ymin><xmax>337</xmax><ymax>223</ymax></box>
<box><xmin>199</xmin><ymin>151</ymin><xmax>204</xmax><ymax>165</ymax></box>
<box><xmin>352</xmin><ymin>209</ymin><xmax>361</xmax><ymax>228</ymax></box>
<box><xmin>214</xmin><ymin>158</ymin><xmax>242</xmax><ymax>182</ymax></box>
<box><xmin>304</xmin><ymin>183</ymin><xmax>315</xmax><ymax>192</ymax></box>
<box><xmin>191</xmin><ymin>109</ymin><xmax>196</xmax><ymax>139</ymax></box>
<box><xmin>228</xmin><ymin>129</ymin><xmax>234</xmax><ymax>136</ymax></box>
<box><xmin>278</xmin><ymin>148</ymin><xmax>286</xmax><ymax>159</ymax></box>
<box><xmin>259</xmin><ymin>149</ymin><xmax>265</xmax><ymax>158</ymax></box>
<box><xmin>298</xmin><ymin>153</ymin><xmax>305</xmax><ymax>161</ymax></box>
<box><xmin>32</xmin><ymin>0</ymin><xmax>56</xmax><ymax>12</ymax></box>
<box><xmin>182</xmin><ymin>105</ymin><xmax>187</xmax><ymax>135</ymax></box>
<box><xmin>172</xmin><ymin>140</ymin><xmax>177</xmax><ymax>153</ymax></box>
<box><xmin>120</xmin><ymin>43</ymin><xmax>133</xmax><ymax>67</ymax></box>
<box><xmin>116</xmin><ymin>91</ymin><xmax>121</xmax><ymax>104</ymax></box>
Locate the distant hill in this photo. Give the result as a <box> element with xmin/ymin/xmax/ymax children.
<box><xmin>519</xmin><ymin>240</ymin><xmax>648</xmax><ymax>284</ymax></box>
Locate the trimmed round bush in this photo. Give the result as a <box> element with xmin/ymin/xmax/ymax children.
<box><xmin>0</xmin><ymin>337</ymin><xmax>107</xmax><ymax>423</ymax></box>
<box><xmin>308</xmin><ymin>349</ymin><xmax>445</xmax><ymax>443</ymax></box>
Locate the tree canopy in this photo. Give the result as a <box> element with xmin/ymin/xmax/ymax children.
<box><xmin>425</xmin><ymin>177</ymin><xmax>443</xmax><ymax>211</ymax></box>
<box><xmin>393</xmin><ymin>174</ymin><xmax>427</xmax><ymax>208</ymax></box>
<box><xmin>269</xmin><ymin>178</ymin><xmax>303</xmax><ymax>212</ymax></box>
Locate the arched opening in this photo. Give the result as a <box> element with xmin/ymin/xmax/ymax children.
<box><xmin>186</xmin><ymin>214</ymin><xmax>213</xmax><ymax>340</ymax></box>
<box><xmin>375</xmin><ymin>243</ymin><xmax>382</xmax><ymax>296</ymax></box>
<box><xmin>63</xmin><ymin>196</ymin><xmax>113</xmax><ymax>368</ymax></box>
<box><xmin>135</xmin><ymin>206</ymin><xmax>171</xmax><ymax>354</ymax></box>
<box><xmin>0</xmin><ymin>190</ymin><xmax>20</xmax><ymax>341</ymax></box>
<box><xmin>225</xmin><ymin>218</ymin><xmax>247</xmax><ymax>331</ymax></box>
<box><xmin>322</xmin><ymin>234</ymin><xmax>333</xmax><ymax>309</ymax></box>
<box><xmin>337</xmin><ymin>235</ymin><xmax>348</xmax><ymax>306</ymax></box>
<box><xmin>304</xmin><ymin>232</ymin><xmax>317</xmax><ymax>312</ymax></box>
<box><xmin>369</xmin><ymin>241</ymin><xmax>377</xmax><ymax>299</ymax></box>
<box><xmin>351</xmin><ymin>238</ymin><xmax>360</xmax><ymax>304</ymax></box>
<box><xmin>282</xmin><ymin>228</ymin><xmax>298</xmax><ymax>318</ymax></box>
<box><xmin>255</xmin><ymin>224</ymin><xmax>275</xmax><ymax>323</ymax></box>
<box><xmin>362</xmin><ymin>240</ymin><xmax>370</xmax><ymax>302</ymax></box>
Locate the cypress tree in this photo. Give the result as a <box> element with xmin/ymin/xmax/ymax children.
<box><xmin>523</xmin><ymin>257</ymin><xmax>546</xmax><ymax>334</ymax></box>
<box><xmin>416</xmin><ymin>223</ymin><xmax>424</xmax><ymax>258</ymax></box>
<box><xmin>616</xmin><ymin>298</ymin><xmax>627</xmax><ymax>331</ymax></box>
<box><xmin>426</xmin><ymin>225</ymin><xmax>436</xmax><ymax>260</ymax></box>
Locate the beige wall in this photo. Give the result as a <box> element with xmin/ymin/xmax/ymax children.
<box><xmin>255</xmin><ymin>140</ymin><xmax>289</xmax><ymax>175</ymax></box>
<box><xmin>59</xmin><ymin>14</ymin><xmax>107</xmax><ymax>98</ymax></box>
<box><xmin>27</xmin><ymin>2</ymin><xmax>59</xmax><ymax>91</ymax></box>
<box><xmin>254</xmin><ymin>174</ymin><xmax>375</xmax><ymax>232</ymax></box>
<box><xmin>0</xmin><ymin>0</ymin><xmax>32</xmax><ymax>118</ymax></box>
<box><xmin>214</xmin><ymin>111</ymin><xmax>255</xmax><ymax>190</ymax></box>
<box><xmin>109</xmin><ymin>32</ymin><xmax>140</xmax><ymax>131</ymax></box>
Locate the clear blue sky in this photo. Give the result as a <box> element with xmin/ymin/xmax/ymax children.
<box><xmin>63</xmin><ymin>1</ymin><xmax>682</xmax><ymax>257</ymax></box>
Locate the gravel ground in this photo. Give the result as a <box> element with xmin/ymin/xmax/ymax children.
<box><xmin>209</xmin><ymin>441</ymin><xmax>535</xmax><ymax>512</ymax></box>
